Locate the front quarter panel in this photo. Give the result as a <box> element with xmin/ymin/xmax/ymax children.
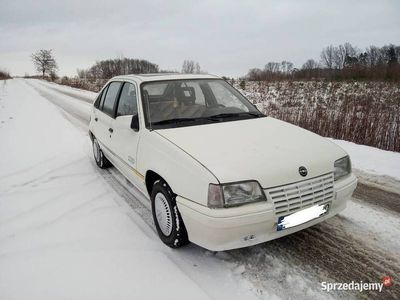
<box><xmin>137</xmin><ymin>130</ymin><xmax>218</xmax><ymax>206</ymax></box>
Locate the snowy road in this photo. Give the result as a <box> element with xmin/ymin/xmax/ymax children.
<box><xmin>1</xmin><ymin>79</ymin><xmax>399</xmax><ymax>299</ymax></box>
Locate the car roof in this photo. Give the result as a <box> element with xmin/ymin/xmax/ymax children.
<box><xmin>112</xmin><ymin>73</ymin><xmax>221</xmax><ymax>83</ymax></box>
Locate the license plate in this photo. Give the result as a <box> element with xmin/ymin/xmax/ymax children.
<box><xmin>277</xmin><ymin>203</ymin><xmax>330</xmax><ymax>231</ymax></box>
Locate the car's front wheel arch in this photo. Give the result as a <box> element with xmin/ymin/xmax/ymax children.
<box><xmin>145</xmin><ymin>170</ymin><xmax>168</xmax><ymax>197</ymax></box>
<box><xmin>150</xmin><ymin>178</ymin><xmax>189</xmax><ymax>248</ymax></box>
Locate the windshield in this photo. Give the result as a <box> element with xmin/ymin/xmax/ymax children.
<box><xmin>141</xmin><ymin>79</ymin><xmax>264</xmax><ymax>129</ymax></box>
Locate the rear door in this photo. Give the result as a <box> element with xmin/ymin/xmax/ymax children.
<box><xmin>109</xmin><ymin>82</ymin><xmax>142</xmax><ymax>185</ymax></box>
<box><xmin>95</xmin><ymin>81</ymin><xmax>122</xmax><ymax>151</ymax></box>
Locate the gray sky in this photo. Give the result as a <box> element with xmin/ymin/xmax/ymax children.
<box><xmin>0</xmin><ymin>0</ymin><xmax>399</xmax><ymax>77</ymax></box>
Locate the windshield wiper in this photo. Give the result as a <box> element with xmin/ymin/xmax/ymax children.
<box><xmin>151</xmin><ymin>118</ymin><xmax>202</xmax><ymax>126</ymax></box>
<box><xmin>205</xmin><ymin>112</ymin><xmax>264</xmax><ymax>120</ymax></box>
<box><xmin>151</xmin><ymin>113</ymin><xmax>264</xmax><ymax>128</ymax></box>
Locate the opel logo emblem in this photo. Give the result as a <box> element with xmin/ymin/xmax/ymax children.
<box><xmin>299</xmin><ymin>166</ymin><xmax>308</xmax><ymax>177</ymax></box>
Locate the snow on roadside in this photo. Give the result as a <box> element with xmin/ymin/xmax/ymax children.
<box><xmin>0</xmin><ymin>79</ymin><xmax>259</xmax><ymax>300</ymax></box>
<box><xmin>36</xmin><ymin>79</ymin><xmax>97</xmax><ymax>100</ymax></box>
<box><xmin>330</xmin><ymin>139</ymin><xmax>400</xmax><ymax>184</ymax></box>
<box><xmin>339</xmin><ymin>199</ymin><xmax>400</xmax><ymax>253</ymax></box>
<box><xmin>26</xmin><ymin>79</ymin><xmax>92</xmax><ymax>125</ymax></box>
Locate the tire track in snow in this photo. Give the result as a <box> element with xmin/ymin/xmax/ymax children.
<box><xmin>98</xmin><ymin>167</ymin><xmax>155</xmax><ymax>231</ymax></box>
<box><xmin>25</xmin><ymin>80</ymin><xmax>91</xmax><ymax>125</ymax></box>
<box><xmin>34</xmin><ymin>80</ymin><xmax>94</xmax><ymax>103</ymax></box>
<box><xmin>353</xmin><ymin>182</ymin><xmax>400</xmax><ymax>214</ymax></box>
<box><xmin>227</xmin><ymin>216</ymin><xmax>400</xmax><ymax>299</ymax></box>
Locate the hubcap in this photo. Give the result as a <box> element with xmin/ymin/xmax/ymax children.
<box><xmin>155</xmin><ymin>192</ymin><xmax>173</xmax><ymax>236</ymax></box>
<box><xmin>93</xmin><ymin>139</ymin><xmax>100</xmax><ymax>162</ymax></box>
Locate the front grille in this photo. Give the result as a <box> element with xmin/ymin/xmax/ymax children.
<box><xmin>266</xmin><ymin>173</ymin><xmax>334</xmax><ymax>217</ymax></box>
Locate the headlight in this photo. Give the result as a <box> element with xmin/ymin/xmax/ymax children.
<box><xmin>334</xmin><ymin>156</ymin><xmax>351</xmax><ymax>181</ymax></box>
<box><xmin>208</xmin><ymin>181</ymin><xmax>266</xmax><ymax>208</ymax></box>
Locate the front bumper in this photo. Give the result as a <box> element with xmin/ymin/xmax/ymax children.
<box><xmin>177</xmin><ymin>173</ymin><xmax>357</xmax><ymax>251</ymax></box>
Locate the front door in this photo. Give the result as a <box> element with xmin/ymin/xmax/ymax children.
<box><xmin>95</xmin><ymin>81</ymin><xmax>122</xmax><ymax>153</ymax></box>
<box><xmin>109</xmin><ymin>82</ymin><xmax>143</xmax><ymax>188</ymax></box>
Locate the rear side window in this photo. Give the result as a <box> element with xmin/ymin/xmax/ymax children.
<box><xmin>94</xmin><ymin>88</ymin><xmax>105</xmax><ymax>108</ymax></box>
<box><xmin>117</xmin><ymin>83</ymin><xmax>138</xmax><ymax>116</ymax></box>
<box><xmin>102</xmin><ymin>82</ymin><xmax>122</xmax><ymax>116</ymax></box>
<box><xmin>94</xmin><ymin>92</ymin><xmax>101</xmax><ymax>108</ymax></box>
<box><xmin>99</xmin><ymin>86</ymin><xmax>108</xmax><ymax>109</ymax></box>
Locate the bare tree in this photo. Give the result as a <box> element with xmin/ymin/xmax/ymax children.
<box><xmin>344</xmin><ymin>42</ymin><xmax>358</xmax><ymax>57</ymax></box>
<box><xmin>333</xmin><ymin>45</ymin><xmax>346</xmax><ymax>69</ymax></box>
<box><xmin>264</xmin><ymin>62</ymin><xmax>280</xmax><ymax>73</ymax></box>
<box><xmin>320</xmin><ymin>45</ymin><xmax>335</xmax><ymax>69</ymax></box>
<box><xmin>280</xmin><ymin>61</ymin><xmax>294</xmax><ymax>74</ymax></box>
<box><xmin>194</xmin><ymin>62</ymin><xmax>201</xmax><ymax>74</ymax></box>
<box><xmin>302</xmin><ymin>59</ymin><xmax>318</xmax><ymax>70</ymax></box>
<box><xmin>300</xmin><ymin>59</ymin><xmax>320</xmax><ymax>79</ymax></box>
<box><xmin>366</xmin><ymin>46</ymin><xmax>381</xmax><ymax>67</ymax></box>
<box><xmin>182</xmin><ymin>60</ymin><xmax>193</xmax><ymax>73</ymax></box>
<box><xmin>332</xmin><ymin>43</ymin><xmax>359</xmax><ymax>69</ymax></box>
<box><xmin>31</xmin><ymin>49</ymin><xmax>58</xmax><ymax>78</ymax></box>
<box><xmin>182</xmin><ymin>60</ymin><xmax>202</xmax><ymax>73</ymax></box>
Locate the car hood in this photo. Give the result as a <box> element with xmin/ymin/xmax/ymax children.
<box><xmin>155</xmin><ymin>117</ymin><xmax>347</xmax><ymax>188</ymax></box>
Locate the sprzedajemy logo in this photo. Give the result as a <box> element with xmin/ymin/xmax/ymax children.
<box><xmin>321</xmin><ymin>277</ymin><xmax>393</xmax><ymax>293</ymax></box>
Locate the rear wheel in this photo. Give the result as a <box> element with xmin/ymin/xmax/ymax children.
<box><xmin>92</xmin><ymin>137</ymin><xmax>111</xmax><ymax>169</ymax></box>
<box><xmin>151</xmin><ymin>180</ymin><xmax>189</xmax><ymax>248</ymax></box>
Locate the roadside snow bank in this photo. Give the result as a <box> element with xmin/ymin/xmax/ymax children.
<box><xmin>331</xmin><ymin>139</ymin><xmax>400</xmax><ymax>181</ymax></box>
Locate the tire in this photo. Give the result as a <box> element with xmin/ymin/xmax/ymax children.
<box><xmin>92</xmin><ymin>137</ymin><xmax>111</xmax><ymax>169</ymax></box>
<box><xmin>151</xmin><ymin>180</ymin><xmax>189</xmax><ymax>248</ymax></box>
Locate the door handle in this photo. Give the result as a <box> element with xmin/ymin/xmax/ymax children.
<box><xmin>109</xmin><ymin>128</ymin><xmax>113</xmax><ymax>133</ymax></box>
<box><xmin>94</xmin><ymin>117</ymin><xmax>98</xmax><ymax>122</ymax></box>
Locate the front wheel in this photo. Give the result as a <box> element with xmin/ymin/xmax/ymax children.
<box><xmin>92</xmin><ymin>137</ymin><xmax>111</xmax><ymax>169</ymax></box>
<box><xmin>151</xmin><ymin>180</ymin><xmax>189</xmax><ymax>248</ymax></box>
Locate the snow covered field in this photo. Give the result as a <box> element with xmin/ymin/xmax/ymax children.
<box><xmin>0</xmin><ymin>79</ymin><xmax>399</xmax><ymax>299</ymax></box>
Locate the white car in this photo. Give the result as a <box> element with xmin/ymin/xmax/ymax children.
<box><xmin>89</xmin><ymin>74</ymin><xmax>357</xmax><ymax>251</ymax></box>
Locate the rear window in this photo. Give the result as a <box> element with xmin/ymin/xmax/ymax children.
<box><xmin>102</xmin><ymin>82</ymin><xmax>122</xmax><ymax>116</ymax></box>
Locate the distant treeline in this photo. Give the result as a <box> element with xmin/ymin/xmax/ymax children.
<box><xmin>77</xmin><ymin>58</ymin><xmax>160</xmax><ymax>80</ymax></box>
<box><xmin>247</xmin><ymin>43</ymin><xmax>400</xmax><ymax>81</ymax></box>
<box><xmin>0</xmin><ymin>69</ymin><xmax>11</xmax><ymax>80</ymax></box>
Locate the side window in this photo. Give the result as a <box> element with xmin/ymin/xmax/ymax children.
<box><xmin>99</xmin><ymin>85</ymin><xmax>108</xmax><ymax>109</ymax></box>
<box><xmin>102</xmin><ymin>82</ymin><xmax>122</xmax><ymax>116</ymax></box>
<box><xmin>94</xmin><ymin>88</ymin><xmax>104</xmax><ymax>108</ymax></box>
<box><xmin>116</xmin><ymin>83</ymin><xmax>138</xmax><ymax>117</ymax></box>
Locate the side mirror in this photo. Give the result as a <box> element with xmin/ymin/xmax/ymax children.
<box><xmin>130</xmin><ymin>114</ymin><xmax>139</xmax><ymax>132</ymax></box>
